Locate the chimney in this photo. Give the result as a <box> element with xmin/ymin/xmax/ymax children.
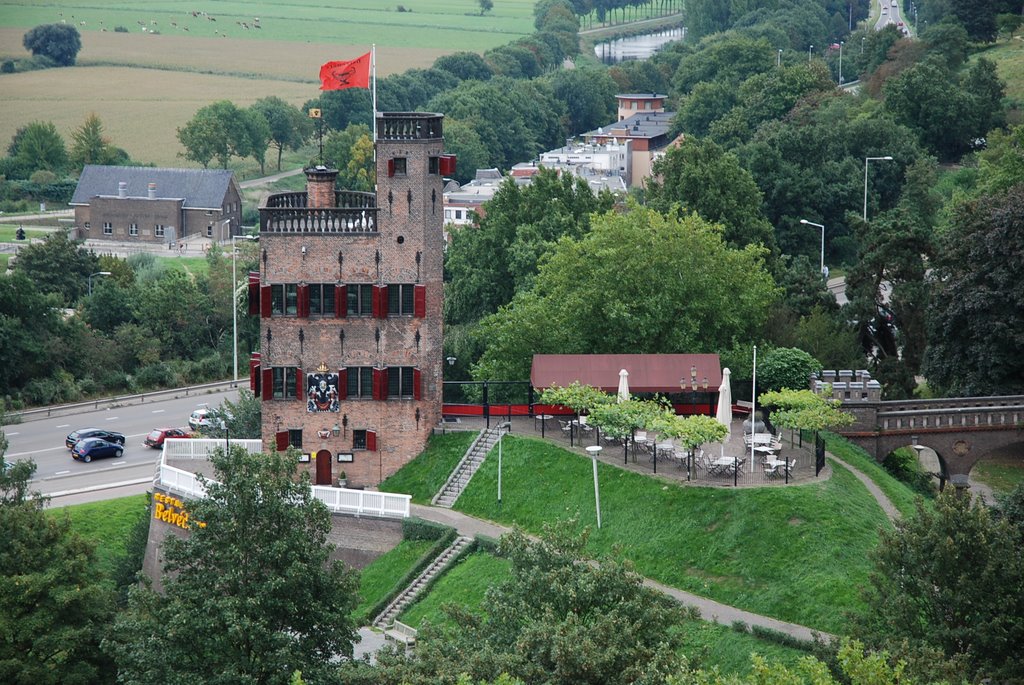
<box><xmin>118</xmin><ymin>182</ymin><xmax>127</xmax><ymax>199</ymax></box>
<box><xmin>147</xmin><ymin>182</ymin><xmax>157</xmax><ymax>200</ymax></box>
<box><xmin>305</xmin><ymin>165</ymin><xmax>339</xmax><ymax>208</ymax></box>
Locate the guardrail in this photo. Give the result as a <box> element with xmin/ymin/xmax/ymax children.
<box><xmin>157</xmin><ymin>439</ymin><xmax>411</xmax><ymax>519</ymax></box>
<box><xmin>10</xmin><ymin>380</ymin><xmax>238</xmax><ymax>423</ymax></box>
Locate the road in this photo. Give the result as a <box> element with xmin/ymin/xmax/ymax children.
<box><xmin>874</xmin><ymin>0</ymin><xmax>905</xmax><ymax>31</ymax></box>
<box><xmin>5</xmin><ymin>387</ymin><xmax>239</xmax><ymax>505</ymax></box>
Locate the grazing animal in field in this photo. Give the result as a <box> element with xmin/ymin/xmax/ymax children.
<box><xmin>254</xmin><ymin>24</ymin><xmax>261</xmax><ymax>28</ymax></box>
<box><xmin>183</xmin><ymin>26</ymin><xmax>189</xmax><ymax>31</ymax></box>
<box><xmin>80</xmin><ymin>21</ymin><xmax>85</xmax><ymax>25</ymax></box>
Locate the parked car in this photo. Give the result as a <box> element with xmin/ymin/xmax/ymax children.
<box><xmin>144</xmin><ymin>427</ymin><xmax>193</xmax><ymax>449</ymax></box>
<box><xmin>188</xmin><ymin>408</ymin><xmax>212</xmax><ymax>430</ymax></box>
<box><xmin>66</xmin><ymin>428</ymin><xmax>125</xmax><ymax>450</ymax></box>
<box><xmin>71</xmin><ymin>437</ymin><xmax>125</xmax><ymax>463</ymax></box>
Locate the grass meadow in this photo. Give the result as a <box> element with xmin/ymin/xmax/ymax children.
<box><xmin>48</xmin><ymin>493</ymin><xmax>149</xmax><ymax>584</ymax></box>
<box><xmin>972</xmin><ymin>457</ymin><xmax>1024</xmax><ymax>497</ymax></box>
<box><xmin>0</xmin><ymin>0</ymin><xmax>536</xmax><ymax>169</ymax></box>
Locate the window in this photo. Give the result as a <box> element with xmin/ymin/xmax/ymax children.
<box><xmin>428</xmin><ymin>156</ymin><xmax>440</xmax><ymax>175</ymax></box>
<box><xmin>388</xmin><ymin>367</ymin><xmax>415</xmax><ymax>398</ymax></box>
<box><xmin>347</xmin><ymin>284</ymin><xmax>373</xmax><ymax>316</ymax></box>
<box><xmin>103</xmin><ymin>222</ymin><xmax>113</xmax><ymax>235</ymax></box>
<box><xmin>388</xmin><ymin>157</ymin><xmax>407</xmax><ymax>176</ymax></box>
<box><xmin>455</xmin><ymin>210</ymin><xmax>463</xmax><ymax>220</ymax></box>
<box><xmin>309</xmin><ymin>283</ymin><xmax>336</xmax><ymax>316</ymax></box>
<box><xmin>129</xmin><ymin>223</ymin><xmax>138</xmax><ymax>236</ymax></box>
<box><xmin>388</xmin><ymin>284</ymin><xmax>415</xmax><ymax>316</ymax></box>
<box><xmin>272</xmin><ymin>367</ymin><xmax>299</xmax><ymax>399</ymax></box>
<box><xmin>353</xmin><ymin>429</ymin><xmax>367</xmax><ymax>450</ymax></box>
<box><xmin>346</xmin><ymin>367</ymin><xmax>373</xmax><ymax>398</ymax></box>
<box><xmin>207</xmin><ymin>224</ymin><xmax>213</xmax><ymax>237</ymax></box>
<box><xmin>444</xmin><ymin>209</ymin><xmax>452</xmax><ymax>220</ymax></box>
<box><xmin>271</xmin><ymin>284</ymin><xmax>298</xmax><ymax>315</ymax></box>
<box><xmin>288</xmin><ymin>429</ymin><xmax>303</xmax><ymax>449</ymax></box>
<box><xmin>155</xmin><ymin>224</ymin><xmax>165</xmax><ymax>237</ymax></box>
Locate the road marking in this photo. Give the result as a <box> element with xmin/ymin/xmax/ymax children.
<box><xmin>6</xmin><ymin>446</ymin><xmax>68</xmax><ymax>458</ymax></box>
<box><xmin>57</xmin><ymin>424</ymin><xmax>70</xmax><ymax>428</ymax></box>
<box><xmin>5</xmin><ymin>432</ymin><xmax>18</xmax><ymax>436</ymax></box>
<box><xmin>55</xmin><ymin>470</ymin><xmax>71</xmax><ymax>475</ymax></box>
<box><xmin>152</xmin><ymin>409</ymin><xmax>165</xmax><ymax>413</ymax></box>
<box><xmin>105</xmin><ymin>416</ymin><xmax>119</xmax><ymax>421</ymax></box>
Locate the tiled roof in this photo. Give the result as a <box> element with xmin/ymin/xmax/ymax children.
<box><xmin>531</xmin><ymin>354</ymin><xmax>722</xmax><ymax>392</ymax></box>
<box><xmin>583</xmin><ymin>111</ymin><xmax>675</xmax><ymax>141</ymax></box>
<box><xmin>71</xmin><ymin>165</ymin><xmax>236</xmax><ymax>209</ymax></box>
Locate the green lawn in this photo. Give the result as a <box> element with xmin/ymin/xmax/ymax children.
<box><xmin>399</xmin><ymin>550</ymin><xmax>509</xmax><ymax>629</ymax></box>
<box><xmin>0</xmin><ymin>224</ymin><xmax>50</xmax><ymax>241</ymax></box>
<box><xmin>354</xmin><ymin>537</ymin><xmax>436</xmax><ymax>621</ymax></box>
<box><xmin>448</xmin><ymin>436</ymin><xmax>893</xmax><ymax>634</ymax></box>
<box><xmin>380</xmin><ymin>431</ymin><xmax>477</xmax><ymax>504</ymax></box>
<box><xmin>972</xmin><ymin>458</ymin><xmax>1024</xmax><ymax>497</ymax></box>
<box><xmin>48</xmin><ymin>494</ymin><xmax>149</xmax><ymax>583</ymax></box>
<box><xmin>820</xmin><ymin>430</ymin><xmax>921</xmax><ymax>516</ymax></box>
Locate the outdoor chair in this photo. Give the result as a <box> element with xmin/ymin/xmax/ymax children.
<box><xmin>784</xmin><ymin>458</ymin><xmax>796</xmax><ymax>477</ymax></box>
<box><xmin>558</xmin><ymin>420</ymin><xmax>573</xmax><ymax>438</ymax></box>
<box><xmin>764</xmin><ymin>463</ymin><xmax>780</xmax><ymax>479</ymax></box>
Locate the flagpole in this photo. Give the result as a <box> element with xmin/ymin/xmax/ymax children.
<box><xmin>371</xmin><ymin>44</ymin><xmax>377</xmax><ymax>145</ymax></box>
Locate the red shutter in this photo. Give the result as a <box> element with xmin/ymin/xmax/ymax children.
<box><xmin>379</xmin><ymin>286</ymin><xmax>389</xmax><ymax>317</ymax></box>
<box><xmin>275</xmin><ymin>431</ymin><xmax>289</xmax><ymax>451</ymax></box>
<box><xmin>440</xmin><ymin>154</ymin><xmax>457</xmax><ymax>175</ymax></box>
<box><xmin>366</xmin><ymin>430</ymin><xmax>377</xmax><ymax>451</ymax></box>
<box><xmin>414</xmin><ymin>284</ymin><xmax>426</xmax><ymax>318</ymax></box>
<box><xmin>371</xmin><ymin>285</ymin><xmax>381</xmax><ymax>318</ymax></box>
<box><xmin>295</xmin><ymin>367</ymin><xmax>303</xmax><ymax>401</ymax></box>
<box><xmin>248</xmin><ymin>272</ymin><xmax>260</xmax><ymax>316</ymax></box>
<box><xmin>262</xmin><ymin>369</ymin><xmax>273</xmax><ymax>401</ymax></box>
<box><xmin>338</xmin><ymin>368</ymin><xmax>348</xmax><ymax>398</ymax></box>
<box><xmin>298</xmin><ymin>284</ymin><xmax>310</xmax><ymax>318</ymax></box>
<box><xmin>372</xmin><ymin>368</ymin><xmax>385</xmax><ymax>401</ymax></box>
<box><xmin>387</xmin><ymin>159</ymin><xmax>395</xmax><ymax>177</ymax></box>
<box><xmin>260</xmin><ymin>285</ymin><xmax>272</xmax><ymax>318</ymax></box>
<box><xmin>335</xmin><ymin>284</ymin><xmax>347</xmax><ymax>318</ymax></box>
<box><xmin>413</xmin><ymin>368</ymin><xmax>422</xmax><ymax>400</ymax></box>
<box><xmin>249</xmin><ymin>354</ymin><xmax>260</xmax><ymax>394</ymax></box>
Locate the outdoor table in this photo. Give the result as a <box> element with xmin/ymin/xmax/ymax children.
<box><xmin>710</xmin><ymin>456</ymin><xmax>741</xmax><ymax>475</ymax></box>
<box><xmin>655</xmin><ymin>443</ymin><xmax>675</xmax><ymax>462</ymax></box>
<box><xmin>534</xmin><ymin>414</ymin><xmax>554</xmax><ymax>437</ymax></box>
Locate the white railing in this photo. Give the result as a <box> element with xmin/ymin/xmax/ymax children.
<box><xmin>312</xmin><ymin>486</ymin><xmax>411</xmax><ymax>519</ymax></box>
<box><xmin>157</xmin><ymin>438</ymin><xmax>410</xmax><ymax>519</ymax></box>
<box><xmin>163</xmin><ymin>438</ymin><xmax>264</xmax><ymax>459</ymax></box>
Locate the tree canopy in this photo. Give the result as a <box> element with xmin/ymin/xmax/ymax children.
<box><xmin>22</xmin><ymin>23</ymin><xmax>81</xmax><ymax>66</ymax></box>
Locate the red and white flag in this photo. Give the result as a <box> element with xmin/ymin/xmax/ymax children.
<box><xmin>319</xmin><ymin>52</ymin><xmax>371</xmax><ymax>91</ymax></box>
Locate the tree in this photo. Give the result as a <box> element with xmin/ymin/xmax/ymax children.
<box><xmin>8</xmin><ymin>121</ymin><xmax>68</xmax><ymax>176</ymax></box>
<box><xmin>645</xmin><ymin>137</ymin><xmax>776</xmax><ymax>252</ymax></box>
<box><xmin>108</xmin><ymin>446</ymin><xmax>360</xmax><ymax>684</ymax></box>
<box><xmin>12</xmin><ymin>231</ymin><xmax>98</xmax><ymax>305</ymax></box>
<box><xmin>758</xmin><ymin>388</ymin><xmax>853</xmax><ymax>437</ymax></box>
<box><xmin>440</xmin><ymin>119</ymin><xmax>490</xmax><ymax>185</ymax></box>
<box><xmin>479</xmin><ymin>0</ymin><xmax>494</xmax><ymax>15</ymax></box>
<box><xmin>433</xmin><ymin>52</ymin><xmax>493</xmax><ymax>81</ymax></box>
<box><xmin>853</xmin><ymin>491</ymin><xmax>1024</xmax><ymax>683</ymax></box>
<box><xmin>545</xmin><ymin>65</ymin><xmax>618</xmax><ymax>135</ymax></box>
<box><xmin>922</xmin><ymin>184</ymin><xmax>1024</xmax><ymax>395</ymax></box>
<box><xmin>322</xmin><ymin>123</ymin><xmax>373</xmax><ymax>192</ymax></box>
<box><xmin>252</xmin><ymin>97</ymin><xmax>312</xmax><ymax>172</ymax></box>
<box><xmin>69</xmin><ymin>113</ymin><xmax>121</xmax><ymax>170</ymax></box>
<box><xmin>0</xmin><ymin>440</ymin><xmax>117</xmax><ymax>684</ymax></box>
<box><xmin>22</xmin><ymin>23</ymin><xmax>81</xmax><ymax>66</ymax></box>
<box><xmin>203</xmin><ymin>390</ymin><xmax>262</xmax><ymax>439</ymax></box>
<box><xmin>472</xmin><ymin>205</ymin><xmax>779</xmax><ymax>382</ymax></box>
<box><xmin>372</xmin><ymin>524</ymin><xmax>689</xmax><ymax>685</ymax></box>
<box><xmin>177</xmin><ymin>100</ymin><xmax>258</xmax><ymax>169</ymax></box>
<box><xmin>757</xmin><ymin>347</ymin><xmax>822</xmax><ymax>393</ymax></box>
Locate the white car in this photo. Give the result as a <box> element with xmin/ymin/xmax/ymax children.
<box><xmin>188</xmin><ymin>408</ymin><xmax>212</xmax><ymax>430</ymax></box>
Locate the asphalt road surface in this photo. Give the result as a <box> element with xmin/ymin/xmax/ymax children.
<box><xmin>875</xmin><ymin>0</ymin><xmax>905</xmax><ymax>30</ymax></box>
<box><xmin>5</xmin><ymin>387</ymin><xmax>239</xmax><ymax>505</ymax></box>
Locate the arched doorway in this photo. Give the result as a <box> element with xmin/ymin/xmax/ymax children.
<box><xmin>315</xmin><ymin>449</ymin><xmax>333</xmax><ymax>485</ymax></box>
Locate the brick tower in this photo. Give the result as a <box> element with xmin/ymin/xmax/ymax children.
<box><xmin>252</xmin><ymin>112</ymin><xmax>451</xmax><ymax>487</ymax></box>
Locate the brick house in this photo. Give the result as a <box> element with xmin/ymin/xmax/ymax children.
<box><xmin>69</xmin><ymin>165</ymin><xmax>243</xmax><ymax>244</ymax></box>
<box><xmin>251</xmin><ymin>112</ymin><xmax>451</xmax><ymax>488</ymax></box>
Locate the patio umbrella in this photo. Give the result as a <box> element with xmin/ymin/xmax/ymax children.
<box><xmin>617</xmin><ymin>369</ymin><xmax>630</xmax><ymax>403</ymax></box>
<box><xmin>715</xmin><ymin>367</ymin><xmax>733</xmax><ymax>457</ymax></box>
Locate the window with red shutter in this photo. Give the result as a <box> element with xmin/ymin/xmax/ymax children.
<box><xmin>413</xmin><ymin>368</ymin><xmax>422</xmax><ymax>400</ymax></box>
<box><xmin>414</xmin><ymin>284</ymin><xmax>426</xmax><ymax>318</ymax></box>
<box><xmin>335</xmin><ymin>284</ymin><xmax>347</xmax><ymax>318</ymax></box>
<box><xmin>295</xmin><ymin>367</ymin><xmax>303</xmax><ymax>401</ymax></box>
<box><xmin>338</xmin><ymin>368</ymin><xmax>348</xmax><ymax>398</ymax></box>
<box><xmin>248</xmin><ymin>272</ymin><xmax>260</xmax><ymax>316</ymax></box>
<box><xmin>262</xmin><ymin>369</ymin><xmax>273</xmax><ymax>401</ymax></box>
<box><xmin>440</xmin><ymin>154</ymin><xmax>457</xmax><ymax>176</ymax></box>
<box><xmin>275</xmin><ymin>431</ymin><xmax>289</xmax><ymax>451</ymax></box>
<box><xmin>297</xmin><ymin>284</ymin><xmax>310</xmax><ymax>318</ymax></box>
<box><xmin>249</xmin><ymin>358</ymin><xmax>260</xmax><ymax>395</ymax></box>
<box><xmin>366</xmin><ymin>430</ymin><xmax>377</xmax><ymax>451</ymax></box>
<box><xmin>260</xmin><ymin>285</ymin><xmax>272</xmax><ymax>318</ymax></box>
<box><xmin>387</xmin><ymin>159</ymin><xmax>395</xmax><ymax>177</ymax></box>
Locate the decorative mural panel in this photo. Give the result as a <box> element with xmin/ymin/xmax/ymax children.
<box><xmin>307</xmin><ymin>371</ymin><xmax>340</xmax><ymax>413</ymax></box>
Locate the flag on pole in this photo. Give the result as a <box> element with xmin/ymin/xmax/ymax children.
<box><xmin>319</xmin><ymin>53</ymin><xmax>371</xmax><ymax>91</ymax></box>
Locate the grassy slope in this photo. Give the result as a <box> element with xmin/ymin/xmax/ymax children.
<box><xmin>48</xmin><ymin>493</ymin><xmax>149</xmax><ymax>583</ymax></box>
<box><xmin>380</xmin><ymin>430</ymin><xmax>477</xmax><ymax>504</ymax></box>
<box><xmin>449</xmin><ymin>436</ymin><xmax>892</xmax><ymax>634</ymax></box>
<box><xmin>820</xmin><ymin>430</ymin><xmax>920</xmax><ymax>516</ymax></box>
<box><xmin>354</xmin><ymin>537</ymin><xmax>435</xmax><ymax>620</ymax></box>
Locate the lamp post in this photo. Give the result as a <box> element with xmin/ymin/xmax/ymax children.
<box><xmin>861</xmin><ymin>36</ymin><xmax>865</xmax><ymax>54</ymax></box>
<box><xmin>808</xmin><ymin>44</ymin><xmax>813</xmax><ymax>61</ymax></box>
<box><xmin>585</xmin><ymin>445</ymin><xmax>602</xmax><ymax>528</ymax></box>
<box><xmin>497</xmin><ymin>422</ymin><xmax>511</xmax><ymax>509</ymax></box>
<box><xmin>87</xmin><ymin>271</ymin><xmax>111</xmax><ymax>296</ymax></box>
<box><xmin>799</xmin><ymin>219</ymin><xmax>826</xmax><ymax>278</ymax></box>
<box><xmin>838</xmin><ymin>41</ymin><xmax>844</xmax><ymax>84</ymax></box>
<box><xmin>231</xmin><ymin>232</ymin><xmax>258</xmax><ymax>385</ymax></box>
<box><xmin>777</xmin><ymin>48</ymin><xmax>782</xmax><ymax>66</ymax></box>
<box><xmin>863</xmin><ymin>156</ymin><xmax>894</xmax><ymax>221</ymax></box>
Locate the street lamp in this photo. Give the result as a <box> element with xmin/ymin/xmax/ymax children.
<box><xmin>799</xmin><ymin>219</ymin><xmax>826</xmax><ymax>278</ymax></box>
<box><xmin>585</xmin><ymin>445</ymin><xmax>603</xmax><ymax>528</ymax></box>
<box><xmin>87</xmin><ymin>271</ymin><xmax>111</xmax><ymax>296</ymax></box>
<box><xmin>838</xmin><ymin>41</ymin><xmax>844</xmax><ymax>85</ymax></box>
<box><xmin>497</xmin><ymin>422</ymin><xmax>511</xmax><ymax>508</ymax></box>
<box><xmin>232</xmin><ymin>232</ymin><xmax>258</xmax><ymax>385</ymax></box>
<box><xmin>863</xmin><ymin>156</ymin><xmax>894</xmax><ymax>221</ymax></box>
<box><xmin>777</xmin><ymin>48</ymin><xmax>782</xmax><ymax>66</ymax></box>
<box><xmin>861</xmin><ymin>36</ymin><xmax>865</xmax><ymax>54</ymax></box>
<box><xmin>808</xmin><ymin>44</ymin><xmax>813</xmax><ymax>61</ymax></box>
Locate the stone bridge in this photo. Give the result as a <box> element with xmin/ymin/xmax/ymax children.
<box><xmin>812</xmin><ymin>371</ymin><xmax>1024</xmax><ymax>487</ymax></box>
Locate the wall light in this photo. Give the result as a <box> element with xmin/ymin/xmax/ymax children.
<box><xmin>332</xmin><ymin>423</ymin><xmax>341</xmax><ymax>437</ymax></box>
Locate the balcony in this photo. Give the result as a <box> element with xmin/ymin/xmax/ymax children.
<box><xmin>376</xmin><ymin>112</ymin><xmax>443</xmax><ymax>141</ymax></box>
<box><xmin>259</xmin><ymin>190</ymin><xmax>377</xmax><ymax>234</ymax></box>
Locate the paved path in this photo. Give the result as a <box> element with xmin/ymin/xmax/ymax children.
<box><xmin>828</xmin><ymin>455</ymin><xmax>900</xmax><ymax>522</ymax></box>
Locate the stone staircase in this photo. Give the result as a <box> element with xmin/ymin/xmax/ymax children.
<box><xmin>431</xmin><ymin>425</ymin><xmax>505</xmax><ymax>508</ymax></box>
<box><xmin>372</xmin><ymin>535</ymin><xmax>473</xmax><ymax>629</ymax></box>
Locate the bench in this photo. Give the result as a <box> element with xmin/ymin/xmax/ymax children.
<box><xmin>384</xmin><ymin>620</ymin><xmax>418</xmax><ymax>646</ymax></box>
<box><xmin>734</xmin><ymin>400</ymin><xmax>753</xmax><ymax>416</ymax></box>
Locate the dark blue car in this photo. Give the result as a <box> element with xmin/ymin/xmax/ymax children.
<box><xmin>71</xmin><ymin>438</ymin><xmax>125</xmax><ymax>463</ymax></box>
<box><xmin>66</xmin><ymin>428</ymin><xmax>125</xmax><ymax>450</ymax></box>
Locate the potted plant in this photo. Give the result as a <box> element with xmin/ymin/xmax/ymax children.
<box><xmin>337</xmin><ymin>470</ymin><xmax>347</xmax><ymax>488</ymax></box>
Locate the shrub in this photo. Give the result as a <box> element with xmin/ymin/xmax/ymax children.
<box><xmin>1</xmin><ymin>60</ymin><xmax>14</xmax><ymax>73</ymax></box>
<box><xmin>114</xmin><ymin>26</ymin><xmax>128</xmax><ymax>32</ymax></box>
<box><xmin>135</xmin><ymin>362</ymin><xmax>179</xmax><ymax>389</ymax></box>
<box><xmin>402</xmin><ymin>516</ymin><xmax>451</xmax><ymax>541</ymax></box>
<box><xmin>882</xmin><ymin>447</ymin><xmax>936</xmax><ymax>498</ymax></box>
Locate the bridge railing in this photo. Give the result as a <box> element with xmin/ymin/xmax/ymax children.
<box><xmin>876</xmin><ymin>403</ymin><xmax>1024</xmax><ymax>432</ymax></box>
<box><xmin>875</xmin><ymin>395</ymin><xmax>1024</xmax><ymax>413</ymax></box>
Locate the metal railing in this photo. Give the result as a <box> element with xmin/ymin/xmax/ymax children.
<box><xmin>376</xmin><ymin>112</ymin><xmax>444</xmax><ymax>141</ymax></box>
<box><xmin>311</xmin><ymin>486</ymin><xmax>410</xmax><ymax>519</ymax></box>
